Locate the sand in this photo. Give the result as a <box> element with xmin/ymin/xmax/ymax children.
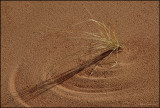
<box><xmin>1</xmin><ymin>1</ymin><xmax>159</xmax><ymax>107</ymax></box>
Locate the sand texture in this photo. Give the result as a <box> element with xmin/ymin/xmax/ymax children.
<box><xmin>1</xmin><ymin>1</ymin><xmax>159</xmax><ymax>107</ymax></box>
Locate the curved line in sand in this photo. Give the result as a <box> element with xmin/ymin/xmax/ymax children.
<box><xmin>52</xmin><ymin>85</ymin><xmax>128</xmax><ymax>102</ymax></box>
<box><xmin>8</xmin><ymin>65</ymin><xmax>31</xmax><ymax>107</ymax></box>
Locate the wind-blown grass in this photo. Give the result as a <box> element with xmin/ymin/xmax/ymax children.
<box><xmin>67</xmin><ymin>18</ymin><xmax>121</xmax><ymax>53</ymax></box>
<box><xmin>65</xmin><ymin>18</ymin><xmax>121</xmax><ymax>76</ymax></box>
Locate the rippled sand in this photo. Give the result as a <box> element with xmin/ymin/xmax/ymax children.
<box><xmin>2</xmin><ymin>1</ymin><xmax>159</xmax><ymax>107</ymax></box>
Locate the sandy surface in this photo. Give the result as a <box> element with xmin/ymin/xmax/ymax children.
<box><xmin>1</xmin><ymin>1</ymin><xmax>159</xmax><ymax>107</ymax></box>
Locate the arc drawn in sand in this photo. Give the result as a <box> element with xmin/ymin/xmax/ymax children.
<box><xmin>5</xmin><ymin>48</ymin><xmax>131</xmax><ymax>107</ymax></box>
<box><xmin>8</xmin><ymin>65</ymin><xmax>30</xmax><ymax>107</ymax></box>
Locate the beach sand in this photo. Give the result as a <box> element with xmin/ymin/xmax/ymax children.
<box><xmin>1</xmin><ymin>1</ymin><xmax>159</xmax><ymax>107</ymax></box>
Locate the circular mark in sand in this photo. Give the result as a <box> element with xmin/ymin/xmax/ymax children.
<box><xmin>8</xmin><ymin>47</ymin><xmax>140</xmax><ymax>107</ymax></box>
